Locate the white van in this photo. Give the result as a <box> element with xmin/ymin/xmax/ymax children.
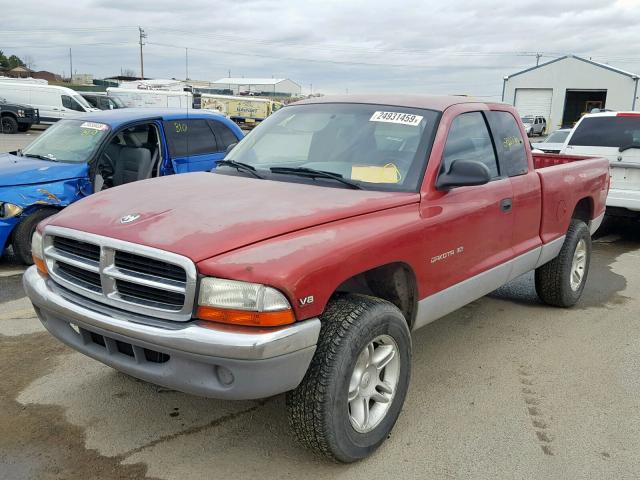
<box><xmin>0</xmin><ymin>82</ymin><xmax>98</xmax><ymax>123</ymax></box>
<box><xmin>561</xmin><ymin>111</ymin><xmax>640</xmax><ymax>216</ymax></box>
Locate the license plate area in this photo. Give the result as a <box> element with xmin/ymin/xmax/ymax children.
<box><xmin>610</xmin><ymin>165</ymin><xmax>640</xmax><ymax>191</ymax></box>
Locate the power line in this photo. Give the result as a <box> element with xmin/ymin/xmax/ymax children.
<box><xmin>146</xmin><ymin>41</ymin><xmax>528</xmax><ymax>69</ymax></box>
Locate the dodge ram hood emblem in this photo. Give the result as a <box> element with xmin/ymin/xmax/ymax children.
<box><xmin>120</xmin><ymin>213</ymin><xmax>141</xmax><ymax>224</ymax></box>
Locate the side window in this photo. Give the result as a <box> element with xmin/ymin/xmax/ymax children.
<box><xmin>485</xmin><ymin>111</ymin><xmax>528</xmax><ymax>177</ymax></box>
<box><xmin>84</xmin><ymin>96</ymin><xmax>98</xmax><ymax>108</ymax></box>
<box><xmin>163</xmin><ymin>119</ymin><xmax>219</xmax><ymax>157</ymax></box>
<box><xmin>442</xmin><ymin>112</ymin><xmax>499</xmax><ymax>178</ymax></box>
<box><xmin>208</xmin><ymin>120</ymin><xmax>238</xmax><ymax>151</ymax></box>
<box><xmin>61</xmin><ymin>95</ymin><xmax>84</xmax><ymax>112</ymax></box>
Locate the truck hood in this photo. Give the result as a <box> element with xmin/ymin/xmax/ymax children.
<box><xmin>0</xmin><ymin>153</ymin><xmax>87</xmax><ymax>187</ymax></box>
<box><xmin>48</xmin><ymin>172</ymin><xmax>420</xmax><ymax>262</ymax></box>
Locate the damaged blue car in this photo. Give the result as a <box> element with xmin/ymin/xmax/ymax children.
<box><xmin>0</xmin><ymin>108</ymin><xmax>243</xmax><ymax>263</ymax></box>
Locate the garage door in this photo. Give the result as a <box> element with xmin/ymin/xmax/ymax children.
<box><xmin>514</xmin><ymin>88</ymin><xmax>553</xmax><ymax>122</ymax></box>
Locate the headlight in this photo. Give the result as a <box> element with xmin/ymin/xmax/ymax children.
<box><xmin>0</xmin><ymin>202</ymin><xmax>23</xmax><ymax>219</ymax></box>
<box><xmin>31</xmin><ymin>230</ymin><xmax>48</xmax><ymax>276</ymax></box>
<box><xmin>197</xmin><ymin>278</ymin><xmax>294</xmax><ymax>327</ymax></box>
<box><xmin>17</xmin><ymin>109</ymin><xmax>25</xmax><ymax>117</ymax></box>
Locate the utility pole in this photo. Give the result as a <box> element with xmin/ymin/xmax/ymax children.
<box><xmin>535</xmin><ymin>52</ymin><xmax>542</xmax><ymax>66</ymax></box>
<box><xmin>309</xmin><ymin>83</ymin><xmax>313</xmax><ymax>95</ymax></box>
<box><xmin>69</xmin><ymin>48</ymin><xmax>73</xmax><ymax>83</ymax></box>
<box><xmin>185</xmin><ymin>48</ymin><xmax>189</xmax><ymax>80</ymax></box>
<box><xmin>138</xmin><ymin>26</ymin><xmax>147</xmax><ymax>79</ymax></box>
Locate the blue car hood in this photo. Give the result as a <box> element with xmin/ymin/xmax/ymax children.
<box><xmin>0</xmin><ymin>153</ymin><xmax>88</xmax><ymax>187</ymax></box>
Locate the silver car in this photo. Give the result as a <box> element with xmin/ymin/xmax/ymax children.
<box><xmin>521</xmin><ymin>115</ymin><xmax>546</xmax><ymax>136</ymax></box>
<box><xmin>532</xmin><ymin>128</ymin><xmax>571</xmax><ymax>153</ymax></box>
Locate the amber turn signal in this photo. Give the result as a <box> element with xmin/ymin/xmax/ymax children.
<box><xmin>33</xmin><ymin>255</ymin><xmax>48</xmax><ymax>277</ymax></box>
<box><xmin>196</xmin><ymin>306</ymin><xmax>295</xmax><ymax>327</ymax></box>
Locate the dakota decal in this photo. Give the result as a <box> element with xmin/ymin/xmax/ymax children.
<box><xmin>431</xmin><ymin>246</ymin><xmax>464</xmax><ymax>264</ymax></box>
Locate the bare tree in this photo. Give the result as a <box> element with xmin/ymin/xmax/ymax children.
<box><xmin>122</xmin><ymin>68</ymin><xmax>136</xmax><ymax>77</ymax></box>
<box><xmin>23</xmin><ymin>55</ymin><xmax>36</xmax><ymax>70</ymax></box>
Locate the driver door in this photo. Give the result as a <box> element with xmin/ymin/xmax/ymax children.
<box><xmin>420</xmin><ymin>111</ymin><xmax>514</xmax><ymax>299</ymax></box>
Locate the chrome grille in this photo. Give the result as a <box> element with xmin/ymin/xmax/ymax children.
<box><xmin>43</xmin><ymin>226</ymin><xmax>197</xmax><ymax>321</ymax></box>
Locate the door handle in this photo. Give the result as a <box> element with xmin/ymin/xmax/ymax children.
<box><xmin>501</xmin><ymin>198</ymin><xmax>512</xmax><ymax>212</ymax></box>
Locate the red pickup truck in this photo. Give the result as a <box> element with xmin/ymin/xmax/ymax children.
<box><xmin>24</xmin><ymin>96</ymin><xmax>609</xmax><ymax>462</ymax></box>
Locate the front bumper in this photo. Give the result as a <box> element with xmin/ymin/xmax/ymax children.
<box><xmin>23</xmin><ymin>267</ymin><xmax>320</xmax><ymax>399</ymax></box>
<box><xmin>607</xmin><ymin>188</ymin><xmax>640</xmax><ymax>212</ymax></box>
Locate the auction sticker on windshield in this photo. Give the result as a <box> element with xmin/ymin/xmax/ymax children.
<box><xmin>80</xmin><ymin>122</ymin><xmax>108</xmax><ymax>131</ymax></box>
<box><xmin>370</xmin><ymin>111</ymin><xmax>423</xmax><ymax>126</ymax></box>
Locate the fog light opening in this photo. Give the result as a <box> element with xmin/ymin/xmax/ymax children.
<box><xmin>215</xmin><ymin>365</ymin><xmax>234</xmax><ymax>386</ymax></box>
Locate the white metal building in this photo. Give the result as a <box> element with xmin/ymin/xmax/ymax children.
<box><xmin>211</xmin><ymin>77</ymin><xmax>301</xmax><ymax>96</ymax></box>
<box><xmin>502</xmin><ymin>55</ymin><xmax>639</xmax><ymax>133</ymax></box>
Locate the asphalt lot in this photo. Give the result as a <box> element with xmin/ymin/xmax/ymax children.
<box><xmin>0</xmin><ymin>127</ymin><xmax>45</xmax><ymax>153</ymax></box>
<box><xmin>2</xmin><ymin>129</ymin><xmax>639</xmax><ymax>479</ymax></box>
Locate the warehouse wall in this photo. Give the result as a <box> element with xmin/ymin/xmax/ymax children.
<box><xmin>275</xmin><ymin>79</ymin><xmax>301</xmax><ymax>95</ymax></box>
<box><xmin>504</xmin><ymin>56</ymin><xmax>639</xmax><ymax>132</ymax></box>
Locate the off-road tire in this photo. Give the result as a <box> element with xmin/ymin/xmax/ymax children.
<box><xmin>535</xmin><ymin>219</ymin><xmax>591</xmax><ymax>307</ymax></box>
<box><xmin>286</xmin><ymin>294</ymin><xmax>411</xmax><ymax>463</ymax></box>
<box><xmin>11</xmin><ymin>208</ymin><xmax>58</xmax><ymax>265</ymax></box>
<box><xmin>1</xmin><ymin>115</ymin><xmax>18</xmax><ymax>134</ymax></box>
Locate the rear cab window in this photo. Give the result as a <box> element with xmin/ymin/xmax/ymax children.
<box><xmin>486</xmin><ymin>111</ymin><xmax>528</xmax><ymax>176</ymax></box>
<box><xmin>163</xmin><ymin>119</ymin><xmax>219</xmax><ymax>157</ymax></box>
<box><xmin>208</xmin><ymin>120</ymin><xmax>239</xmax><ymax>151</ymax></box>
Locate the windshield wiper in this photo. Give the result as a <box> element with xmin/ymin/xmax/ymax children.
<box><xmin>23</xmin><ymin>153</ymin><xmax>58</xmax><ymax>162</ymax></box>
<box><xmin>269</xmin><ymin>167</ymin><xmax>362</xmax><ymax>190</ymax></box>
<box><xmin>618</xmin><ymin>144</ymin><xmax>640</xmax><ymax>152</ymax></box>
<box><xmin>216</xmin><ymin>160</ymin><xmax>264</xmax><ymax>179</ymax></box>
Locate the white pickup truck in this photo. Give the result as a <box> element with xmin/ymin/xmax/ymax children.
<box><xmin>562</xmin><ymin>111</ymin><xmax>640</xmax><ymax>217</ymax></box>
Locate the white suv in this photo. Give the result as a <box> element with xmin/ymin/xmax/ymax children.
<box><xmin>521</xmin><ymin>115</ymin><xmax>546</xmax><ymax>136</ymax></box>
<box><xmin>562</xmin><ymin>111</ymin><xmax>640</xmax><ymax>216</ymax></box>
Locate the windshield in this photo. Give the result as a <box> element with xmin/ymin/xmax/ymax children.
<box><xmin>544</xmin><ymin>130</ymin><xmax>570</xmax><ymax>143</ymax></box>
<box><xmin>569</xmin><ymin>116</ymin><xmax>640</xmax><ymax>147</ymax></box>
<box><xmin>521</xmin><ymin>116</ymin><xmax>534</xmax><ymax>124</ymax></box>
<box><xmin>22</xmin><ymin>119</ymin><xmax>110</xmax><ymax>162</ymax></box>
<box><xmin>224</xmin><ymin>103</ymin><xmax>439</xmax><ymax>191</ymax></box>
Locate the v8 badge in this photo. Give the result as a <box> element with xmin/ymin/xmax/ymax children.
<box><xmin>299</xmin><ymin>295</ymin><xmax>314</xmax><ymax>307</ymax></box>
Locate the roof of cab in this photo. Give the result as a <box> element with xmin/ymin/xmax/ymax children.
<box><xmin>291</xmin><ymin>95</ymin><xmax>491</xmax><ymax>112</ymax></box>
<box><xmin>68</xmin><ymin>108</ymin><xmax>230</xmax><ymax>129</ymax></box>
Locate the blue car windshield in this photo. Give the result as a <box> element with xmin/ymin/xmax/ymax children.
<box><xmin>22</xmin><ymin>119</ymin><xmax>110</xmax><ymax>163</ymax></box>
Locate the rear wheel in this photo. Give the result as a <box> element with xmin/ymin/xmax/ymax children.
<box><xmin>535</xmin><ymin>219</ymin><xmax>591</xmax><ymax>307</ymax></box>
<box><xmin>1</xmin><ymin>115</ymin><xmax>18</xmax><ymax>134</ymax></box>
<box><xmin>11</xmin><ymin>209</ymin><xmax>58</xmax><ymax>265</ymax></box>
<box><xmin>286</xmin><ymin>294</ymin><xmax>411</xmax><ymax>462</ymax></box>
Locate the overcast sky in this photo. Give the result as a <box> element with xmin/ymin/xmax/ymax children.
<box><xmin>3</xmin><ymin>0</ymin><xmax>640</xmax><ymax>97</ymax></box>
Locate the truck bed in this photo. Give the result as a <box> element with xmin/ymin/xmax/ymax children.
<box><xmin>533</xmin><ymin>153</ymin><xmax>609</xmax><ymax>243</ymax></box>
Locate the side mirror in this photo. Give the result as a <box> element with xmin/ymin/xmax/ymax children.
<box><xmin>225</xmin><ymin>143</ymin><xmax>238</xmax><ymax>155</ymax></box>
<box><xmin>436</xmin><ymin>159</ymin><xmax>492</xmax><ymax>190</ymax></box>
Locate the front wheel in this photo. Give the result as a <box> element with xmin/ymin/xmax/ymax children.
<box><xmin>11</xmin><ymin>208</ymin><xmax>58</xmax><ymax>265</ymax></box>
<box><xmin>286</xmin><ymin>294</ymin><xmax>411</xmax><ymax>462</ymax></box>
<box><xmin>1</xmin><ymin>115</ymin><xmax>18</xmax><ymax>134</ymax></box>
<box><xmin>535</xmin><ymin>219</ymin><xmax>591</xmax><ymax>307</ymax></box>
